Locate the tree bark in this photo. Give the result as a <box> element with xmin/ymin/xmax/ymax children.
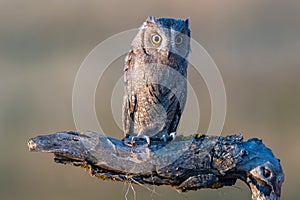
<box><xmin>28</xmin><ymin>131</ymin><xmax>284</xmax><ymax>200</ymax></box>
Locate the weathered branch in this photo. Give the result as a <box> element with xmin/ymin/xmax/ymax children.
<box><xmin>28</xmin><ymin>131</ymin><xmax>284</xmax><ymax>200</ymax></box>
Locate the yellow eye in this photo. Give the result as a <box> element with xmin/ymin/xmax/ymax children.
<box><xmin>151</xmin><ymin>34</ymin><xmax>162</xmax><ymax>45</ymax></box>
<box><xmin>175</xmin><ymin>34</ymin><xmax>183</xmax><ymax>45</ymax></box>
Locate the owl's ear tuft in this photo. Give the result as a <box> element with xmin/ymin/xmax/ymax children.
<box><xmin>184</xmin><ymin>18</ymin><xmax>190</xmax><ymax>27</ymax></box>
<box><xmin>146</xmin><ymin>16</ymin><xmax>156</xmax><ymax>24</ymax></box>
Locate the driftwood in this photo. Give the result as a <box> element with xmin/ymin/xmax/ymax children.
<box><xmin>28</xmin><ymin>131</ymin><xmax>284</xmax><ymax>200</ymax></box>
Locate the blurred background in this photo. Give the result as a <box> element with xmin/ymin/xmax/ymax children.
<box><xmin>0</xmin><ymin>0</ymin><xmax>299</xmax><ymax>199</ymax></box>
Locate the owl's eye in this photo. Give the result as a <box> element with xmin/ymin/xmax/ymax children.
<box><xmin>175</xmin><ymin>34</ymin><xmax>183</xmax><ymax>45</ymax></box>
<box><xmin>151</xmin><ymin>34</ymin><xmax>162</xmax><ymax>45</ymax></box>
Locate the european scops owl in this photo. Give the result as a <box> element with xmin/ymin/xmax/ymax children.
<box><xmin>122</xmin><ymin>16</ymin><xmax>191</xmax><ymax>146</ymax></box>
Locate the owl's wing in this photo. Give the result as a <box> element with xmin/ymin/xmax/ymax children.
<box><xmin>166</xmin><ymin>91</ymin><xmax>186</xmax><ymax>134</ymax></box>
<box><xmin>156</xmin><ymin>86</ymin><xmax>186</xmax><ymax>135</ymax></box>
<box><xmin>122</xmin><ymin>50</ymin><xmax>137</xmax><ymax>137</ymax></box>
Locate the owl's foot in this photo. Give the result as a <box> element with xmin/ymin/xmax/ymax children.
<box><xmin>160</xmin><ymin>132</ymin><xmax>176</xmax><ymax>142</ymax></box>
<box><xmin>123</xmin><ymin>132</ymin><xmax>176</xmax><ymax>147</ymax></box>
<box><xmin>123</xmin><ymin>134</ymin><xmax>150</xmax><ymax>147</ymax></box>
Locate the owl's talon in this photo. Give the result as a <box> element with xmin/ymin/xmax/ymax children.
<box><xmin>160</xmin><ymin>132</ymin><xmax>176</xmax><ymax>142</ymax></box>
<box><xmin>143</xmin><ymin>135</ymin><xmax>151</xmax><ymax>145</ymax></box>
<box><xmin>123</xmin><ymin>135</ymin><xmax>150</xmax><ymax>147</ymax></box>
<box><xmin>160</xmin><ymin>134</ymin><xmax>168</xmax><ymax>142</ymax></box>
<box><xmin>133</xmin><ymin>135</ymin><xmax>150</xmax><ymax>146</ymax></box>
<box><xmin>170</xmin><ymin>132</ymin><xmax>176</xmax><ymax>140</ymax></box>
<box><xmin>123</xmin><ymin>135</ymin><xmax>134</xmax><ymax>147</ymax></box>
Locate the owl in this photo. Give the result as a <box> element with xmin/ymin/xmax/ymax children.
<box><xmin>122</xmin><ymin>16</ymin><xmax>191</xmax><ymax>146</ymax></box>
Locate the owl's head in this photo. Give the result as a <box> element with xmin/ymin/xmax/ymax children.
<box><xmin>132</xmin><ymin>16</ymin><xmax>191</xmax><ymax>59</ymax></box>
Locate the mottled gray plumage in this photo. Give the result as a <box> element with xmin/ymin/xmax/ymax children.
<box><xmin>122</xmin><ymin>16</ymin><xmax>191</xmax><ymax>145</ymax></box>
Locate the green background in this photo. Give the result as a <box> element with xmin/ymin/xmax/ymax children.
<box><xmin>0</xmin><ymin>0</ymin><xmax>299</xmax><ymax>199</ymax></box>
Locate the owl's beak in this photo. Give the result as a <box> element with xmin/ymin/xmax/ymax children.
<box><xmin>160</xmin><ymin>50</ymin><xmax>169</xmax><ymax>58</ymax></box>
<box><xmin>158</xmin><ymin>47</ymin><xmax>169</xmax><ymax>58</ymax></box>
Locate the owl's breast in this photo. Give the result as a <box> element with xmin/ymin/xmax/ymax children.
<box><xmin>124</xmin><ymin>49</ymin><xmax>188</xmax><ymax>136</ymax></box>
